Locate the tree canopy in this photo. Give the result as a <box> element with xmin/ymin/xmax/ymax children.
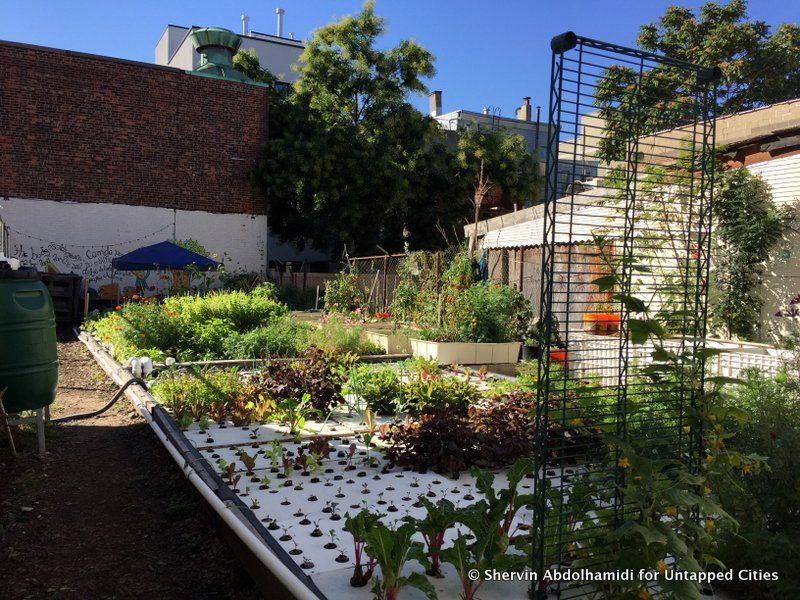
<box><xmin>242</xmin><ymin>1</ymin><xmax>538</xmax><ymax>256</ymax></box>
<box><xmin>596</xmin><ymin>0</ymin><xmax>800</xmax><ymax>161</ymax></box>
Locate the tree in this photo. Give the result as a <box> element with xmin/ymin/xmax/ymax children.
<box><xmin>249</xmin><ymin>1</ymin><xmax>466</xmax><ymax>255</ymax></box>
<box><xmin>596</xmin><ymin>0</ymin><xmax>800</xmax><ymax>161</ymax></box>
<box><xmin>245</xmin><ymin>2</ymin><xmax>540</xmax><ymax>256</ymax></box>
<box><xmin>454</xmin><ymin>128</ymin><xmax>539</xmax><ymax>255</ymax></box>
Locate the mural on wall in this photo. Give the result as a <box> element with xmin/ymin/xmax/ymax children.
<box><xmin>10</xmin><ymin>230</ymin><xmax>223</xmax><ymax>299</ymax></box>
<box><xmin>12</xmin><ymin>241</ymin><xmax>121</xmax><ymax>281</ymax></box>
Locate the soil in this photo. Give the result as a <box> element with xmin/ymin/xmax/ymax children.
<box><xmin>0</xmin><ymin>330</ymin><xmax>262</xmax><ymax>600</ymax></box>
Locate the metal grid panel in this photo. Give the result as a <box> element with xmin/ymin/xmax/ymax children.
<box><xmin>532</xmin><ymin>32</ymin><xmax>718</xmax><ymax>597</ymax></box>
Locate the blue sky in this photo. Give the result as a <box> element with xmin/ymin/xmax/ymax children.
<box><xmin>1</xmin><ymin>1</ymin><xmax>797</xmax><ymax>117</ymax></box>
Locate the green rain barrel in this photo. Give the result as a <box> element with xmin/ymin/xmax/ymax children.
<box><xmin>0</xmin><ymin>267</ymin><xmax>58</xmax><ymax>414</ymax></box>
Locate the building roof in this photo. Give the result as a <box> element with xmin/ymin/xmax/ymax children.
<box><xmin>480</xmin><ymin>189</ymin><xmax>616</xmax><ymax>249</ymax></box>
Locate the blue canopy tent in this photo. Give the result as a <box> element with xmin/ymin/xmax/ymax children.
<box><xmin>112</xmin><ymin>241</ymin><xmax>219</xmax><ymax>271</ymax></box>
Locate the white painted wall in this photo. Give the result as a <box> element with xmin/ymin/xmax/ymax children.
<box><xmin>1</xmin><ymin>197</ymin><xmax>267</xmax><ymax>294</ymax></box>
<box><xmin>744</xmin><ymin>154</ymin><xmax>800</xmax><ymax>339</ymax></box>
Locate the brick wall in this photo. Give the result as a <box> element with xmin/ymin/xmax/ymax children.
<box><xmin>0</xmin><ymin>41</ymin><xmax>268</xmax><ymax>214</ymax></box>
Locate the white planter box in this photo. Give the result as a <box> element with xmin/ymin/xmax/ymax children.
<box><xmin>409</xmin><ymin>338</ymin><xmax>522</xmax><ymax>365</ymax></box>
<box><xmin>364</xmin><ymin>330</ymin><xmax>412</xmax><ymax>354</ymax></box>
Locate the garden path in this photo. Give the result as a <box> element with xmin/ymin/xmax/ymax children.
<box><xmin>0</xmin><ymin>330</ymin><xmax>261</xmax><ymax>599</ymax></box>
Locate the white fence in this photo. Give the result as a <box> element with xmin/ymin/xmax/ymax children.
<box><xmin>567</xmin><ymin>334</ymin><xmax>789</xmax><ymax>387</ymax></box>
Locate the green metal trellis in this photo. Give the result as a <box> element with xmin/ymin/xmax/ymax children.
<box><xmin>532</xmin><ymin>32</ymin><xmax>719</xmax><ymax>598</ymax></box>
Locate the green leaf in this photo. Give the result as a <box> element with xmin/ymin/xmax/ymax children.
<box><xmin>592</xmin><ymin>275</ymin><xmax>617</xmax><ymax>291</ymax></box>
<box><xmin>613</xmin><ymin>293</ymin><xmax>648</xmax><ymax>313</ymax></box>
<box><xmin>400</xmin><ymin>572</ymin><xmax>438</xmax><ymax>600</ymax></box>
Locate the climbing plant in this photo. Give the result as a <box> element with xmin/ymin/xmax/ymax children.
<box><xmin>710</xmin><ymin>168</ymin><xmax>792</xmax><ymax>339</ymax></box>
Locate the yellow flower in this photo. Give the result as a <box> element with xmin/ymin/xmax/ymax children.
<box><xmin>638</xmin><ymin>588</ymin><xmax>651</xmax><ymax>599</ymax></box>
<box><xmin>656</xmin><ymin>560</ymin><xmax>668</xmax><ymax>574</ymax></box>
<box><xmin>618</xmin><ymin>457</ymin><xmax>630</xmax><ymax>469</ymax></box>
<box><xmin>705</xmin><ymin>519</ymin><xmax>715</xmax><ymax>533</ymax></box>
<box><xmin>569</xmin><ymin>418</ymin><xmax>582</xmax><ymax>426</ymax></box>
<box><xmin>742</xmin><ymin>464</ymin><xmax>751</xmax><ymax>475</ymax></box>
<box><xmin>567</xmin><ymin>544</ymin><xmax>576</xmax><ymax>558</ymax></box>
<box><xmin>714</xmin><ymin>423</ymin><xmax>723</xmax><ymax>432</ymax></box>
<box><xmin>704</xmin><ymin>486</ymin><xmax>712</xmax><ymax>496</ymax></box>
<box><xmin>665</xmin><ymin>506</ymin><xmax>677</xmax><ymax>517</ymax></box>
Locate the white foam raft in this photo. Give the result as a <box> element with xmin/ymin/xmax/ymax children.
<box><xmin>77</xmin><ymin>329</ymin><xmax>538</xmax><ymax>599</ymax></box>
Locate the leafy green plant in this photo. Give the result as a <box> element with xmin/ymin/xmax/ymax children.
<box><xmin>363</xmin><ymin>521</ymin><xmax>436</xmax><ymax>600</ymax></box>
<box><xmin>354</xmin><ymin>366</ymin><xmax>403</xmax><ymax>415</ymax></box>
<box><xmin>344</xmin><ymin>509</ymin><xmax>382</xmax><ymax>587</ymax></box>
<box><xmin>415</xmin><ymin>497</ymin><xmax>456</xmax><ymax>577</ymax></box>
<box><xmin>274</xmin><ymin>393</ymin><xmax>312</xmax><ymax>435</ymax></box>
<box><xmin>542</xmin><ymin>262</ymin><xmax>768</xmax><ymax>599</ymax></box>
<box><xmin>381</xmin><ymin>409</ymin><xmax>479</xmax><ymax>477</ymax></box>
<box><xmin>442</xmin><ymin>459</ymin><xmax>533</xmax><ymax>600</ymax></box>
<box><xmin>223</xmin><ymin>316</ymin><xmax>312</xmax><ymax>358</ymax></box>
<box><xmin>186</xmin><ymin>317</ymin><xmax>236</xmax><ymax>359</ymax></box>
<box><xmin>714</xmin><ymin>368</ymin><xmax>800</xmax><ymax>597</ymax></box>
<box><xmin>324</xmin><ymin>271</ymin><xmax>366</xmax><ymax>314</ymax></box>
<box><xmin>309</xmin><ymin>316</ymin><xmax>383</xmax><ymax>356</ymax></box>
<box><xmin>86</xmin><ymin>286</ymin><xmax>289</xmax><ymax>361</ymax></box>
<box><xmin>150</xmin><ymin>368</ymin><xmax>245</xmax><ymax>422</ymax></box>
<box><xmin>402</xmin><ymin>375</ymin><xmax>480</xmax><ymax>414</ymax></box>
<box><xmin>164</xmin><ymin>285</ymin><xmax>287</xmax><ymax>333</ymax></box>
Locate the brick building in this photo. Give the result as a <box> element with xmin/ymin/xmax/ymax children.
<box><xmin>0</xmin><ymin>31</ymin><xmax>324</xmax><ymax>295</ymax></box>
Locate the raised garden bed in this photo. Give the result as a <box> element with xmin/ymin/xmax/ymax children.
<box><xmin>409</xmin><ymin>338</ymin><xmax>521</xmax><ymax>366</ymax></box>
<box><xmin>364</xmin><ymin>330</ymin><xmax>413</xmax><ymax>355</ymax></box>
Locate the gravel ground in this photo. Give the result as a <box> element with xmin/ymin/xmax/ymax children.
<box><xmin>0</xmin><ymin>330</ymin><xmax>262</xmax><ymax>600</ymax></box>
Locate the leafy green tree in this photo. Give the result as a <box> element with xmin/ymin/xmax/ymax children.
<box><xmin>243</xmin><ymin>2</ymin><xmax>539</xmax><ymax>255</ymax></box>
<box><xmin>455</xmin><ymin>128</ymin><xmax>540</xmax><ymax>252</ymax></box>
<box><xmin>249</xmin><ymin>1</ymin><xmax>467</xmax><ymax>254</ymax></box>
<box><xmin>596</xmin><ymin>0</ymin><xmax>800</xmax><ymax>161</ymax></box>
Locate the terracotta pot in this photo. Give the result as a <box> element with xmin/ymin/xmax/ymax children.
<box><xmin>550</xmin><ymin>349</ymin><xmax>569</xmax><ymax>366</ymax></box>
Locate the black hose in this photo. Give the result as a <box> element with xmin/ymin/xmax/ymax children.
<box><xmin>52</xmin><ymin>377</ymin><xmax>148</xmax><ymax>423</ymax></box>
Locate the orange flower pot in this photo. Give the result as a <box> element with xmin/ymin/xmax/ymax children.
<box><xmin>550</xmin><ymin>349</ymin><xmax>569</xmax><ymax>366</ymax></box>
<box><xmin>583</xmin><ymin>313</ymin><xmax>620</xmax><ymax>336</ymax></box>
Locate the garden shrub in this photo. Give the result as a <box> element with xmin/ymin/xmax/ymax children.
<box><xmin>402</xmin><ymin>375</ymin><xmax>481</xmax><ymax>414</ymax></box>
<box><xmin>354</xmin><ymin>366</ymin><xmax>404</xmax><ymax>415</ymax></box>
<box><xmin>441</xmin><ymin>280</ymin><xmax>530</xmax><ymax>343</ymax></box>
<box><xmin>185</xmin><ymin>317</ymin><xmax>236</xmax><ymax>359</ymax></box>
<box><xmin>165</xmin><ymin>285</ymin><xmax>286</xmax><ymax>332</ymax></box>
<box><xmin>381</xmin><ymin>408</ymin><xmax>480</xmax><ymax>477</ymax></box>
<box><xmin>224</xmin><ymin>317</ymin><xmax>312</xmax><ymax>358</ymax></box>
<box><xmin>309</xmin><ymin>316</ymin><xmax>383</xmax><ymax>356</ymax></box>
<box><xmin>87</xmin><ymin>299</ymin><xmax>184</xmax><ymax>361</ymax></box>
<box><xmin>323</xmin><ymin>271</ymin><xmax>366</xmax><ymax>314</ymax></box>
<box><xmin>86</xmin><ymin>286</ymin><xmax>291</xmax><ymax>361</ymax></box>
<box><xmin>253</xmin><ymin>347</ymin><xmax>345</xmax><ymax>416</ymax></box>
<box><xmin>715</xmin><ymin>369</ymin><xmax>800</xmax><ymax>597</ymax></box>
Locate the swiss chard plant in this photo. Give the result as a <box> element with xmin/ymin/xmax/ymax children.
<box><xmin>415</xmin><ymin>497</ymin><xmax>456</xmax><ymax>577</ymax></box>
<box><xmin>344</xmin><ymin>509</ymin><xmax>382</xmax><ymax>587</ymax></box>
<box><xmin>441</xmin><ymin>459</ymin><xmax>533</xmax><ymax>600</ymax></box>
<box><xmin>363</xmin><ymin>521</ymin><xmax>436</xmax><ymax>600</ymax></box>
